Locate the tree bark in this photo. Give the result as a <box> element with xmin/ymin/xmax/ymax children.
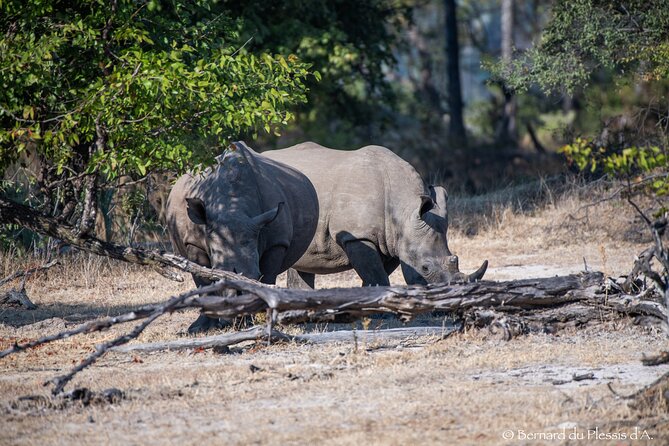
<box><xmin>444</xmin><ymin>0</ymin><xmax>467</xmax><ymax>146</ymax></box>
<box><xmin>496</xmin><ymin>0</ymin><xmax>517</xmax><ymax>144</ymax></box>
<box><xmin>196</xmin><ymin>273</ymin><xmax>608</xmax><ymax>320</ymax></box>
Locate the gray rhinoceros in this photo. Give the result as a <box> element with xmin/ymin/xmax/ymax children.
<box><xmin>166</xmin><ymin>141</ymin><xmax>318</xmax><ymax>332</ymax></box>
<box><xmin>263</xmin><ymin>142</ymin><xmax>487</xmax><ymax>287</ymax></box>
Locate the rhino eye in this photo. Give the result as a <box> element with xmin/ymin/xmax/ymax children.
<box><xmin>421</xmin><ymin>264</ymin><xmax>430</xmax><ymax>273</ymax></box>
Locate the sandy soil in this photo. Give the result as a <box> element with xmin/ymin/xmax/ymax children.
<box><xmin>1</xmin><ymin>192</ymin><xmax>668</xmax><ymax>445</ymax></box>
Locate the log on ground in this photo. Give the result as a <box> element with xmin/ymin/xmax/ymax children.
<box><xmin>112</xmin><ymin>326</ymin><xmax>457</xmax><ymax>353</ymax></box>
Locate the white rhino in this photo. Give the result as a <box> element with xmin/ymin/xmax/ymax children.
<box><xmin>263</xmin><ymin>142</ymin><xmax>487</xmax><ymax>287</ymax></box>
<box><xmin>166</xmin><ymin>142</ymin><xmax>318</xmax><ymax>332</ymax></box>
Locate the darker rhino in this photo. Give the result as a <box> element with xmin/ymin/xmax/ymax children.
<box><xmin>263</xmin><ymin>142</ymin><xmax>487</xmax><ymax>287</ymax></box>
<box><xmin>166</xmin><ymin>141</ymin><xmax>318</xmax><ymax>332</ymax></box>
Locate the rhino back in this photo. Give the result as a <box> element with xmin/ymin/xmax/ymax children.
<box><xmin>264</xmin><ymin>142</ymin><xmax>426</xmax><ymax>272</ymax></box>
<box><xmin>166</xmin><ymin>143</ymin><xmax>318</xmax><ymax>275</ymax></box>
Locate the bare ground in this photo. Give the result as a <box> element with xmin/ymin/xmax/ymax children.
<box><xmin>1</xmin><ymin>190</ymin><xmax>668</xmax><ymax>445</ymax></box>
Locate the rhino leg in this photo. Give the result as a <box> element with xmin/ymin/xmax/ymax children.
<box><xmin>188</xmin><ymin>313</ymin><xmax>231</xmax><ymax>333</ymax></box>
<box><xmin>188</xmin><ymin>273</ymin><xmax>233</xmax><ymax>334</ymax></box>
<box><xmin>287</xmin><ymin>268</ymin><xmax>315</xmax><ymax>289</ymax></box>
<box><xmin>383</xmin><ymin>257</ymin><xmax>400</xmax><ymax>277</ymax></box>
<box><xmin>342</xmin><ymin>239</ymin><xmax>390</xmax><ymax>286</ymax></box>
<box><xmin>185</xmin><ymin>245</ymin><xmax>231</xmax><ymax>334</ymax></box>
<box><xmin>258</xmin><ymin>245</ymin><xmax>288</xmax><ymax>285</ymax></box>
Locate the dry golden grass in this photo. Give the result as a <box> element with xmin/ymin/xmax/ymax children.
<box><xmin>1</xmin><ymin>185</ymin><xmax>668</xmax><ymax>445</ymax></box>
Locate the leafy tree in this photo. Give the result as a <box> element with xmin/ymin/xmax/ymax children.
<box><xmin>0</xmin><ymin>0</ymin><xmax>312</xmax><ymax>235</ymax></box>
<box><xmin>489</xmin><ymin>0</ymin><xmax>669</xmax><ymax>194</ymax></box>
<box><xmin>490</xmin><ymin>0</ymin><xmax>669</xmax><ymax>94</ymax></box>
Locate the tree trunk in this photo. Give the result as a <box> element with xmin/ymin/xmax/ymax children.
<box><xmin>112</xmin><ymin>326</ymin><xmax>456</xmax><ymax>353</ymax></box>
<box><xmin>497</xmin><ymin>0</ymin><xmax>517</xmax><ymax>145</ymax></box>
<box><xmin>444</xmin><ymin>0</ymin><xmax>467</xmax><ymax>146</ymax></box>
<box><xmin>193</xmin><ymin>272</ymin><xmax>666</xmax><ymax>325</ymax></box>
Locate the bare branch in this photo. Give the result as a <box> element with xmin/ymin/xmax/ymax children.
<box><xmin>112</xmin><ymin>326</ymin><xmax>455</xmax><ymax>353</ymax></box>
<box><xmin>0</xmin><ymin>195</ymin><xmax>257</xmax><ymax>284</ymax></box>
<box><xmin>0</xmin><ymin>259</ymin><xmax>59</xmax><ymax>287</ymax></box>
<box><xmin>2</xmin><ymin>269</ymin><xmax>666</xmax><ymax>394</ymax></box>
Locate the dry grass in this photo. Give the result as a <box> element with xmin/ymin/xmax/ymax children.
<box><xmin>448</xmin><ymin>179</ymin><xmax>648</xmax><ymax>281</ymax></box>
<box><xmin>1</xmin><ymin>185</ymin><xmax>669</xmax><ymax>445</ymax></box>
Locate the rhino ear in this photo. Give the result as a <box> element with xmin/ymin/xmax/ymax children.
<box><xmin>186</xmin><ymin>197</ymin><xmax>207</xmax><ymax>225</ymax></box>
<box><xmin>419</xmin><ymin>195</ymin><xmax>434</xmax><ymax>218</ymax></box>
<box><xmin>429</xmin><ymin>185</ymin><xmax>448</xmax><ymax>209</ymax></box>
<box><xmin>252</xmin><ymin>202</ymin><xmax>284</xmax><ymax>228</ymax></box>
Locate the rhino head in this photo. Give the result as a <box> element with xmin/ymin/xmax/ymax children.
<box><xmin>185</xmin><ymin>197</ymin><xmax>283</xmax><ymax>280</ymax></box>
<box><xmin>398</xmin><ymin>185</ymin><xmax>488</xmax><ymax>285</ymax></box>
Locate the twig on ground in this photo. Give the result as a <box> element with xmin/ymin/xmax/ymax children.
<box><xmin>0</xmin><ymin>259</ymin><xmax>60</xmax><ymax>287</ymax></box>
<box><xmin>0</xmin><ymin>281</ymin><xmax>225</xmax><ymax>360</ymax></box>
<box><xmin>45</xmin><ymin>281</ymin><xmax>229</xmax><ymax>395</ymax></box>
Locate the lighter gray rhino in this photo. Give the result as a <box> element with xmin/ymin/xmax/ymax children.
<box><xmin>263</xmin><ymin>142</ymin><xmax>487</xmax><ymax>287</ymax></box>
<box><xmin>166</xmin><ymin>141</ymin><xmax>318</xmax><ymax>332</ymax></box>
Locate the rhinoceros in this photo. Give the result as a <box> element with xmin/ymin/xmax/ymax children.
<box><xmin>166</xmin><ymin>141</ymin><xmax>318</xmax><ymax>332</ymax></box>
<box><xmin>263</xmin><ymin>142</ymin><xmax>487</xmax><ymax>287</ymax></box>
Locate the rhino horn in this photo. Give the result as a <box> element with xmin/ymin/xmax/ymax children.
<box><xmin>466</xmin><ymin>260</ymin><xmax>488</xmax><ymax>282</ymax></box>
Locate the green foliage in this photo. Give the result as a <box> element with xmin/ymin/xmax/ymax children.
<box><xmin>0</xmin><ymin>0</ymin><xmax>312</xmax><ymax>181</ymax></box>
<box><xmin>488</xmin><ymin>0</ymin><xmax>669</xmax><ymax>94</ymax></box>
<box><xmin>562</xmin><ymin>138</ymin><xmax>669</xmax><ymax>194</ymax></box>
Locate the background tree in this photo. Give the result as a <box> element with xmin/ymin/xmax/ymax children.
<box><xmin>490</xmin><ymin>0</ymin><xmax>669</xmax><ymax>191</ymax></box>
<box><xmin>222</xmin><ymin>0</ymin><xmax>412</xmax><ymax>148</ymax></box>
<box><xmin>0</xmin><ymin>0</ymin><xmax>312</xmax><ymax>241</ymax></box>
<box><xmin>497</xmin><ymin>0</ymin><xmax>669</xmax><ymax>94</ymax></box>
<box><xmin>444</xmin><ymin>0</ymin><xmax>467</xmax><ymax>146</ymax></box>
<box><xmin>496</xmin><ymin>0</ymin><xmax>516</xmax><ymax>144</ymax></box>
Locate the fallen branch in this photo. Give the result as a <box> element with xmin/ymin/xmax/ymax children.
<box><xmin>0</xmin><ymin>195</ymin><xmax>257</xmax><ymax>284</ymax></box>
<box><xmin>199</xmin><ymin>272</ymin><xmax>606</xmax><ymax>320</ymax></box>
<box><xmin>0</xmin><ymin>281</ymin><xmax>227</xmax><ymax>360</ymax></box>
<box><xmin>0</xmin><ymin>259</ymin><xmax>59</xmax><ymax>287</ymax></box>
<box><xmin>44</xmin><ymin>280</ymin><xmax>234</xmax><ymax>395</ymax></box>
<box><xmin>0</xmin><ymin>285</ymin><xmax>37</xmax><ymax>310</ymax></box>
<box><xmin>2</xmin><ymin>271</ymin><xmax>665</xmax><ymax>394</ymax></box>
<box><xmin>112</xmin><ymin>326</ymin><xmax>456</xmax><ymax>353</ymax></box>
<box><xmin>625</xmin><ymin>197</ymin><xmax>669</xmax><ymax>334</ymax></box>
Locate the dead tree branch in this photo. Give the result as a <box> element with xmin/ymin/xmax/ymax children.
<box><xmin>0</xmin><ymin>259</ymin><xmax>60</xmax><ymax>287</ymax></box>
<box><xmin>2</xmin><ymin>271</ymin><xmax>665</xmax><ymax>394</ymax></box>
<box><xmin>45</xmin><ymin>281</ymin><xmax>228</xmax><ymax>395</ymax></box>
<box><xmin>0</xmin><ymin>195</ymin><xmax>257</xmax><ymax>284</ymax></box>
<box><xmin>0</xmin><ymin>284</ymin><xmax>37</xmax><ymax>310</ymax></box>
<box><xmin>0</xmin><ymin>281</ymin><xmax>224</xmax><ymax>360</ymax></box>
<box><xmin>112</xmin><ymin>326</ymin><xmax>456</xmax><ymax>353</ymax></box>
<box><xmin>198</xmin><ymin>272</ymin><xmax>606</xmax><ymax>320</ymax></box>
<box><xmin>626</xmin><ymin>196</ymin><xmax>669</xmax><ymax>333</ymax></box>
<box><xmin>642</xmin><ymin>351</ymin><xmax>669</xmax><ymax>366</ymax></box>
